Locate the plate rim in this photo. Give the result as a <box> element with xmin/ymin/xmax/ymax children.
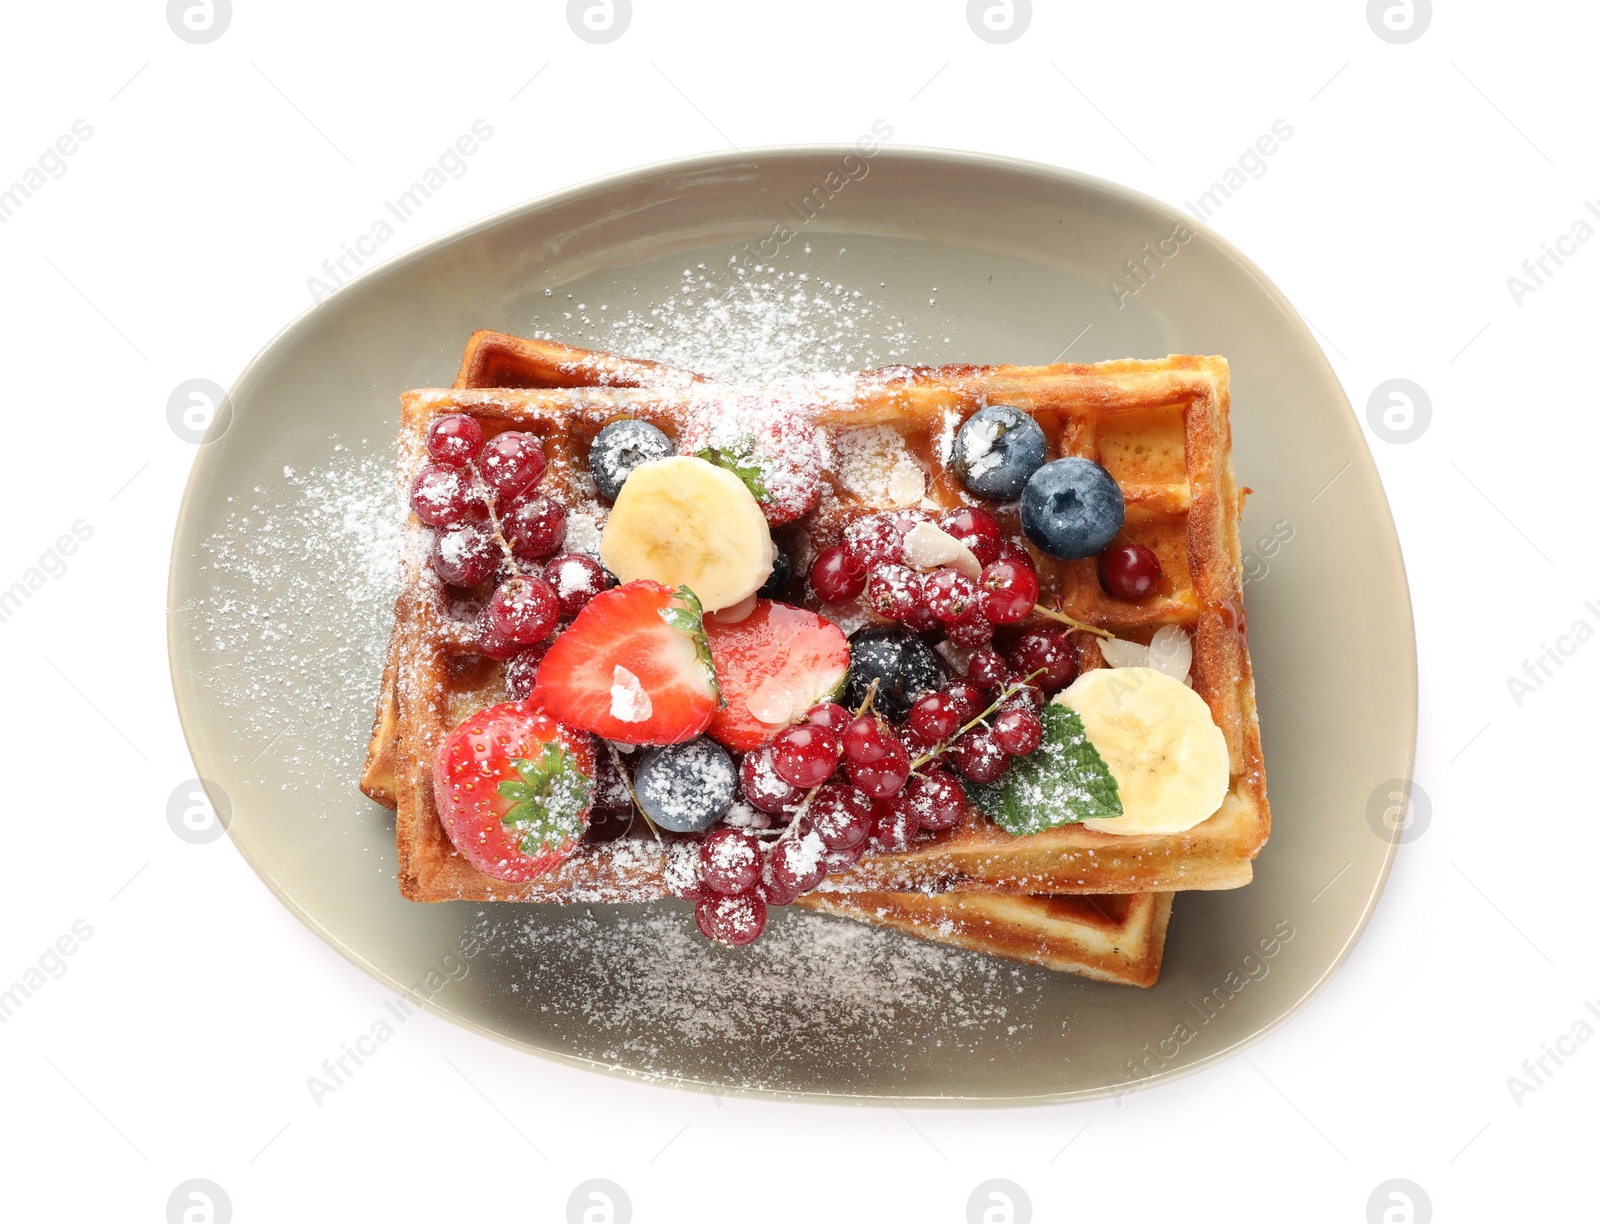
<box><xmin>166</xmin><ymin>143</ymin><xmax>1418</xmax><ymax>1106</ymax></box>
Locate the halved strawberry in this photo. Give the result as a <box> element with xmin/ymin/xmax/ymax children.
<box><xmin>529</xmin><ymin>580</ymin><xmax>720</xmax><ymax>745</ymax></box>
<box><xmin>704</xmin><ymin>600</ymin><xmax>851</xmax><ymax>750</ymax></box>
<box><xmin>432</xmin><ymin>700</ymin><xmax>595</xmax><ymax>882</ymax></box>
<box><xmin>678</xmin><ymin>394</ymin><xmax>823</xmax><ymax>527</ymax></box>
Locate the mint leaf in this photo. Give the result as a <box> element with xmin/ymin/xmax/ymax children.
<box><xmin>658</xmin><ymin>586</ymin><xmax>724</xmax><ymax>707</ymax></box>
<box><xmin>499</xmin><ymin>742</ymin><xmax>593</xmax><ymax>857</ymax></box>
<box><xmin>695</xmin><ymin>440</ymin><xmax>770</xmax><ymax>502</ymax></box>
<box><xmin>964</xmin><ymin>703</ymin><xmax>1122</xmax><ymax>835</ymax></box>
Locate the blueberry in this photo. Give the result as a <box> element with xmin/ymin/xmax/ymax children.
<box><xmin>589</xmin><ymin>419</ymin><xmax>673</xmax><ymax>501</ymax></box>
<box><xmin>950</xmin><ymin>405</ymin><xmax>1047</xmax><ymax>500</ymax></box>
<box><xmin>846</xmin><ymin>628</ymin><xmax>947</xmax><ymax>719</ymax></box>
<box><xmin>634</xmin><ymin>737</ymin><xmax>736</xmax><ymax>832</ymax></box>
<box><xmin>758</xmin><ymin>541</ymin><xmax>792</xmax><ymax>600</ymax></box>
<box><xmin>1020</xmin><ymin>457</ymin><xmax>1124</xmax><ymax>559</ymax></box>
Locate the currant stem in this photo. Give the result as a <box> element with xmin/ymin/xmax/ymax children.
<box><xmin>1032</xmin><ymin>603</ymin><xmax>1112</xmax><ymax>639</ymax></box>
<box><xmin>470</xmin><ymin>459</ymin><xmax>524</xmax><ymax>577</ymax></box>
<box><xmin>852</xmin><ymin>678</ymin><xmax>880</xmax><ymax>718</ymax></box>
<box><xmin>606</xmin><ymin>741</ymin><xmax>661</xmax><ymax>843</ymax></box>
<box><xmin>908</xmin><ymin>667</ymin><xmax>1047</xmax><ymax>773</ymax></box>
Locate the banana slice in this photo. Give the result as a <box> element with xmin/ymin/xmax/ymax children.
<box><xmin>1053</xmin><ymin>666</ymin><xmax>1229</xmax><ymax>836</ymax></box>
<box><xmin>599</xmin><ymin>455</ymin><xmax>775</xmax><ymax>611</ymax></box>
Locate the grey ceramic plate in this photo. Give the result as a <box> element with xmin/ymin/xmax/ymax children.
<box><xmin>168</xmin><ymin>147</ymin><xmax>1415</xmax><ymax>1103</ymax></box>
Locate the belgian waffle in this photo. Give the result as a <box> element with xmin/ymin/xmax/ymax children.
<box><xmin>379</xmin><ymin>352</ymin><xmax>1267</xmax><ymax>911</ymax></box>
<box><xmin>362</xmin><ymin>334</ymin><xmax>1187</xmax><ymax>986</ymax></box>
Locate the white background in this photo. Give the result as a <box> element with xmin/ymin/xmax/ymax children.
<box><xmin>1</xmin><ymin>2</ymin><xmax>1593</xmax><ymax>1221</ymax></box>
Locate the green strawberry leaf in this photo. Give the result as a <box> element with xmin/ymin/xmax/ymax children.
<box><xmin>695</xmin><ymin>439</ymin><xmax>770</xmax><ymax>503</ymax></box>
<box><xmin>658</xmin><ymin>585</ymin><xmax>724</xmax><ymax>707</ymax></box>
<box><xmin>497</xmin><ymin>741</ymin><xmax>593</xmax><ymax>858</ymax></box>
<box><xmin>963</xmin><ymin>702</ymin><xmax>1122</xmax><ymax>835</ymax></box>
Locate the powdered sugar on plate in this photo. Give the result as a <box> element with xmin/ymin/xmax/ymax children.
<box><xmin>177</xmin><ymin>443</ymin><xmax>400</xmax><ymax>786</ymax></box>
<box><xmin>465</xmin><ymin>902</ymin><xmax>1044</xmax><ymax>1088</ymax></box>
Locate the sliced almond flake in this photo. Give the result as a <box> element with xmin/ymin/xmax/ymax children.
<box><xmin>609</xmin><ymin>665</ymin><xmax>653</xmax><ymax>723</ymax></box>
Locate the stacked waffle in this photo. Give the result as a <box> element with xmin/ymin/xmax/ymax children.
<box><xmin>359</xmin><ymin>330</ymin><xmax>1268</xmax><ymax>986</ymax></box>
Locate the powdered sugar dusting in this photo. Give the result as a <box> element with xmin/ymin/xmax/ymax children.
<box><xmin>466</xmin><ymin>904</ymin><xmax>1042</xmax><ymax>1087</ymax></box>
<box><xmin>535</xmin><ymin>259</ymin><xmax>937</xmax><ymax>385</ymax></box>
<box><xmin>179</xmin><ymin>444</ymin><xmax>400</xmax><ymax>786</ymax></box>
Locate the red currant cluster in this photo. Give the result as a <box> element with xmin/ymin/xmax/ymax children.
<box><xmin>808</xmin><ymin>506</ymin><xmax>1041</xmax><ymax>648</ymax></box>
<box><xmin>408</xmin><ymin>413</ymin><xmax>608</xmax><ymax>688</ymax></box>
<box><xmin>666</xmin><ymin>621</ymin><xmax>1085</xmax><ymax>945</ymax></box>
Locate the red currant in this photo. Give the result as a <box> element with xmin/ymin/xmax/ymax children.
<box><xmin>1099</xmin><ymin>543</ymin><xmax>1162</xmax><ymax>601</ymax></box>
<box><xmin>772</xmin><ymin>724</ymin><xmax>841</xmax><ymax>788</ymax></box>
<box><xmin>903</xmin><ymin>769</ymin><xmax>964</xmax><ymax>831</ymax></box>
<box><xmin>866</xmin><ymin>564</ymin><xmax>922</xmax><ymax>622</ymax></box>
<box><xmin>980</xmin><ymin>558</ymin><xmax>1040</xmax><ymax>624</ymax></box>
<box><xmin>804</xmin><ymin>702</ymin><xmax>851</xmax><ymax>732</ymax></box>
<box><xmin>503</xmin><ymin>641</ymin><xmax>549</xmax><ymax>699</ymax></box>
<box><xmin>993</xmin><ymin>708</ymin><xmax>1043</xmax><ymax>755</ymax></box>
<box><xmin>996</xmin><ymin>541</ymin><xmax>1036</xmax><ymax>571</ymax></box>
<box><xmin>696</xmin><ymin>893</ymin><xmax>766</xmax><ymax>944</ymax></box>
<box><xmin>952</xmin><ymin>727</ymin><xmax>1008</xmax><ymax>783</ymax></box>
<box><xmin>809</xmin><ymin>543</ymin><xmax>867</xmax><ymax>604</ymax></box>
<box><xmin>923</xmin><ymin>569</ymin><xmax>979</xmax><ymax>623</ymax></box>
<box><xmin>757</xmin><ymin>863</ymin><xmax>799</xmax><ymax>907</ymax></box>
<box><xmin>945</xmin><ymin>611</ymin><xmax>994</xmax><ymax>648</ymax></box>
<box><xmin>700</xmin><ymin>828</ymin><xmax>763</xmax><ymax>895</ymax></box>
<box><xmin>1008</xmin><ymin>628</ymin><xmax>1077</xmax><ymax>693</ymax></box>
<box><xmin>938</xmin><ymin>506</ymin><xmax>1002</xmax><ymax>566</ymax></box>
<box><xmin>474</xmin><ymin>605</ymin><xmax>523</xmax><ymax>661</ymax></box>
<box><xmin>848</xmin><ymin>736</ymin><xmax>910</xmax><ymax>799</ymax></box>
<box><xmin>488</xmin><ymin>575</ymin><xmax>560</xmax><ymax>644</ymax></box>
<box><xmin>823</xmin><ymin>842</ymin><xmax>866</xmax><ymax>875</ymax></box>
<box><xmin>843</xmin><ymin>714</ymin><xmax>892</xmax><ymax>764</ymax></box>
<box><xmin>431</xmin><ymin>522</ymin><xmax>500</xmax><ymax>587</ymax></box>
<box><xmin>503</xmin><ymin>494</ymin><xmax>567</xmax><ymax>561</ymax></box>
<box><xmin>542</xmin><ymin>553</ymin><xmax>608</xmax><ymax>618</ymax></box>
<box><xmin>1000</xmin><ymin>684</ymin><xmax>1044</xmax><ymax>714</ymax></box>
<box><xmin>410</xmin><ymin>464</ymin><xmax>483</xmax><ymax>527</ymax></box>
<box><xmin>968</xmin><ymin>648</ymin><xmax>1010</xmax><ymax>690</ymax></box>
<box><xmin>807</xmin><ymin>783</ymin><xmax>873</xmax><ymax>850</ymax></box>
<box><xmin>479</xmin><ymin>430</ymin><xmax>546</xmax><ymax>500</ymax></box>
<box><xmin>843</xmin><ymin>512</ymin><xmax>917</xmax><ymax>570</ymax></box>
<box><xmin>867</xmin><ymin>797</ymin><xmax>916</xmax><ymax>852</ymax></box>
<box><xmin>426</xmin><ymin>413</ymin><xmax>483</xmax><ymax>466</ymax></box>
<box><xmin>769</xmin><ymin>832</ymin><xmax>829</xmax><ymax>895</ymax></box>
<box><xmin>740</xmin><ymin>745</ymin><xmax>806</xmax><ymax>814</ymax></box>
<box><xmin>908</xmin><ymin>692</ymin><xmax>962</xmax><ymax>742</ymax></box>
<box><xmin>943</xmin><ymin>681</ymin><xmax>986</xmax><ymax>723</ymax></box>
